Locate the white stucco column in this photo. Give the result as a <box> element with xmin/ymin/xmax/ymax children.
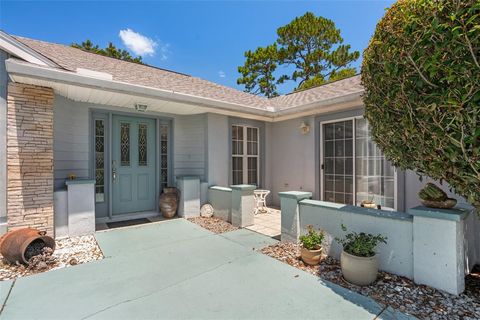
<box><xmin>176</xmin><ymin>176</ymin><xmax>200</xmax><ymax>218</ymax></box>
<box><xmin>65</xmin><ymin>179</ymin><xmax>96</xmax><ymax>237</ymax></box>
<box><xmin>279</xmin><ymin>191</ymin><xmax>312</xmax><ymax>243</ymax></box>
<box><xmin>409</xmin><ymin>205</ymin><xmax>474</xmax><ymax>295</ymax></box>
<box><xmin>230</xmin><ymin>184</ymin><xmax>256</xmax><ymax>227</ymax></box>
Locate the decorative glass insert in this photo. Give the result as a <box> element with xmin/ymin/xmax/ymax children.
<box><xmin>138</xmin><ymin>123</ymin><xmax>148</xmax><ymax>166</ymax></box>
<box><xmin>160</xmin><ymin>125</ymin><xmax>168</xmax><ymax>192</ymax></box>
<box><xmin>120</xmin><ymin>122</ymin><xmax>130</xmax><ymax>166</ymax></box>
<box><xmin>95</xmin><ymin>119</ymin><xmax>105</xmax><ymax>203</ymax></box>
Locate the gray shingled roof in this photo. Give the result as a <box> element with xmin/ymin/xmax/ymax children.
<box><xmin>271</xmin><ymin>75</ymin><xmax>363</xmax><ymax>110</ymax></box>
<box><xmin>13</xmin><ymin>36</ymin><xmax>363</xmax><ymax>111</ymax></box>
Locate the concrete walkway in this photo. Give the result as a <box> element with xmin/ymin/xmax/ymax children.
<box><xmin>0</xmin><ymin>219</ymin><xmax>415</xmax><ymax>319</ymax></box>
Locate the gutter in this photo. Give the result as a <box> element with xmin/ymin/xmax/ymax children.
<box><xmin>5</xmin><ymin>58</ymin><xmax>364</xmax><ymax>122</ymax></box>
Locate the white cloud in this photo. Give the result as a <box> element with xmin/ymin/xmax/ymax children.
<box><xmin>119</xmin><ymin>28</ymin><xmax>158</xmax><ymax>57</ymax></box>
<box><xmin>218</xmin><ymin>70</ymin><xmax>226</xmax><ymax>78</ymax></box>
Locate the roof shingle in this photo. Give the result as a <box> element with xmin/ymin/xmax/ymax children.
<box><xmin>12</xmin><ymin>36</ymin><xmax>363</xmax><ymax>111</ymax></box>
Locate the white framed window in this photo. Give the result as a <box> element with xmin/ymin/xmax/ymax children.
<box><xmin>321</xmin><ymin>117</ymin><xmax>396</xmax><ymax>210</ymax></box>
<box><xmin>232</xmin><ymin>125</ymin><xmax>259</xmax><ymax>185</ymax></box>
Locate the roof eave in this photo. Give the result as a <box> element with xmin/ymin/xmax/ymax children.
<box><xmin>5</xmin><ymin>58</ymin><xmax>275</xmax><ymax>119</ymax></box>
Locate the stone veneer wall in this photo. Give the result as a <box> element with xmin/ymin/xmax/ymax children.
<box><xmin>7</xmin><ymin>83</ymin><xmax>54</xmax><ymax>235</ymax></box>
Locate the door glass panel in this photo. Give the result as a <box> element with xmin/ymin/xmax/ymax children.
<box><xmin>95</xmin><ymin>119</ymin><xmax>105</xmax><ymax>203</ymax></box>
<box><xmin>160</xmin><ymin>125</ymin><xmax>168</xmax><ymax>192</ymax></box>
<box><xmin>120</xmin><ymin>123</ymin><xmax>130</xmax><ymax>166</ymax></box>
<box><xmin>355</xmin><ymin>118</ymin><xmax>395</xmax><ymax>209</ymax></box>
<box><xmin>138</xmin><ymin>123</ymin><xmax>148</xmax><ymax>166</ymax></box>
<box><xmin>323</xmin><ymin>121</ymin><xmax>354</xmax><ymax>205</ymax></box>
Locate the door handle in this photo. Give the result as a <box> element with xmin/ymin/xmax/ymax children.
<box><xmin>112</xmin><ymin>160</ymin><xmax>117</xmax><ymax>182</ymax></box>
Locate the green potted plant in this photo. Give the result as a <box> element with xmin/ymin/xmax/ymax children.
<box><xmin>299</xmin><ymin>225</ymin><xmax>325</xmax><ymax>266</ymax></box>
<box><xmin>336</xmin><ymin>225</ymin><xmax>387</xmax><ymax>286</ymax></box>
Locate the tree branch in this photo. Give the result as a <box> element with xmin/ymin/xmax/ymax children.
<box><xmin>407</xmin><ymin>54</ymin><xmax>439</xmax><ymax>88</ymax></box>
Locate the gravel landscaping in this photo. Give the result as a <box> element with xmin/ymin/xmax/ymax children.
<box><xmin>261</xmin><ymin>242</ymin><xmax>480</xmax><ymax>320</ymax></box>
<box><xmin>0</xmin><ymin>235</ymin><xmax>104</xmax><ymax>281</ymax></box>
<box><xmin>187</xmin><ymin>217</ymin><xmax>238</xmax><ymax>234</ymax></box>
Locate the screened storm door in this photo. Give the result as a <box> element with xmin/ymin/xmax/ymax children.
<box><xmin>112</xmin><ymin>115</ymin><xmax>156</xmax><ymax>215</ymax></box>
<box><xmin>322</xmin><ymin>120</ymin><xmax>354</xmax><ymax>205</ymax></box>
<box><xmin>321</xmin><ymin>118</ymin><xmax>396</xmax><ymax>209</ymax></box>
<box><xmin>232</xmin><ymin>125</ymin><xmax>259</xmax><ymax>185</ymax></box>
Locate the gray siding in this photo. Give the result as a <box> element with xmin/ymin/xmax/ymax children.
<box><xmin>206</xmin><ymin>113</ymin><xmax>229</xmax><ymax>187</ymax></box>
<box><xmin>173</xmin><ymin>114</ymin><xmax>207</xmax><ymax>180</ymax></box>
<box><xmin>0</xmin><ymin>50</ymin><xmax>8</xmax><ymax>227</ymax></box>
<box><xmin>54</xmin><ymin>97</ymin><xmax>209</xmax><ymax>190</ymax></box>
<box><xmin>53</xmin><ymin>95</ymin><xmax>90</xmax><ymax>189</ymax></box>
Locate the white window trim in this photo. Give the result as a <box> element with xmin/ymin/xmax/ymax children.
<box><xmin>232</xmin><ymin>125</ymin><xmax>260</xmax><ymax>185</ymax></box>
<box><xmin>319</xmin><ymin>116</ymin><xmax>399</xmax><ymax>210</ymax></box>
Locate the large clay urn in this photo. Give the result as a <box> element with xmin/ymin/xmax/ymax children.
<box><xmin>0</xmin><ymin>228</ymin><xmax>55</xmax><ymax>264</ymax></box>
<box><xmin>159</xmin><ymin>187</ymin><xmax>180</xmax><ymax>218</ymax></box>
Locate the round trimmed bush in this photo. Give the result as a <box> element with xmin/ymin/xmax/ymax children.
<box><xmin>362</xmin><ymin>0</ymin><xmax>480</xmax><ymax>207</ymax></box>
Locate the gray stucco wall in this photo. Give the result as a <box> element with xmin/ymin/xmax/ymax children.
<box><xmin>269</xmin><ymin>116</ymin><xmax>316</xmax><ymax>206</ymax></box>
<box><xmin>0</xmin><ymin>50</ymin><xmax>9</xmax><ymax>231</ymax></box>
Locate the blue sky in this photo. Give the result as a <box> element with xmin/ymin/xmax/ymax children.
<box><xmin>0</xmin><ymin>1</ymin><xmax>394</xmax><ymax>94</ymax></box>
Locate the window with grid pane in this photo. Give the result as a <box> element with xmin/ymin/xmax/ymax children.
<box><xmin>232</xmin><ymin>125</ymin><xmax>259</xmax><ymax>185</ymax></box>
<box><xmin>322</xmin><ymin>118</ymin><xmax>396</xmax><ymax>209</ymax></box>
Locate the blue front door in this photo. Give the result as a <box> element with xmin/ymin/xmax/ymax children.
<box><xmin>112</xmin><ymin>115</ymin><xmax>156</xmax><ymax>215</ymax></box>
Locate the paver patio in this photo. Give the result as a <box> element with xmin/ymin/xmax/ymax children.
<box><xmin>0</xmin><ymin>219</ymin><xmax>414</xmax><ymax>319</ymax></box>
<box><xmin>246</xmin><ymin>208</ymin><xmax>281</xmax><ymax>238</ymax></box>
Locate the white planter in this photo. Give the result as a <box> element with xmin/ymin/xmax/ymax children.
<box><xmin>340</xmin><ymin>250</ymin><xmax>379</xmax><ymax>286</ymax></box>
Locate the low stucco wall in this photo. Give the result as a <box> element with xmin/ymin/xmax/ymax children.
<box><xmin>299</xmin><ymin>200</ymin><xmax>414</xmax><ymax>278</ymax></box>
<box><xmin>281</xmin><ymin>192</ymin><xmax>479</xmax><ymax>294</ymax></box>
<box><xmin>208</xmin><ymin>186</ymin><xmax>232</xmax><ymax>222</ymax></box>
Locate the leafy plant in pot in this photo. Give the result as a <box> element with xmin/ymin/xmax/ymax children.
<box><xmin>336</xmin><ymin>225</ymin><xmax>387</xmax><ymax>286</ymax></box>
<box><xmin>299</xmin><ymin>225</ymin><xmax>325</xmax><ymax>266</ymax></box>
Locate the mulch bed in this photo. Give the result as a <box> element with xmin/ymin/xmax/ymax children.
<box><xmin>0</xmin><ymin>235</ymin><xmax>104</xmax><ymax>281</ymax></box>
<box><xmin>187</xmin><ymin>217</ymin><xmax>238</xmax><ymax>234</ymax></box>
<box><xmin>261</xmin><ymin>242</ymin><xmax>480</xmax><ymax>320</ymax></box>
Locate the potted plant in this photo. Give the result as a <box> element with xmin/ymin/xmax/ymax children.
<box><xmin>299</xmin><ymin>225</ymin><xmax>325</xmax><ymax>266</ymax></box>
<box><xmin>336</xmin><ymin>225</ymin><xmax>387</xmax><ymax>286</ymax></box>
<box><xmin>360</xmin><ymin>193</ymin><xmax>376</xmax><ymax>209</ymax></box>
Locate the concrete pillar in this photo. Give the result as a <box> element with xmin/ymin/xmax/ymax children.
<box><xmin>176</xmin><ymin>176</ymin><xmax>200</xmax><ymax>218</ymax></box>
<box><xmin>230</xmin><ymin>185</ymin><xmax>256</xmax><ymax>227</ymax></box>
<box><xmin>409</xmin><ymin>205</ymin><xmax>474</xmax><ymax>295</ymax></box>
<box><xmin>279</xmin><ymin>191</ymin><xmax>312</xmax><ymax>243</ymax></box>
<box><xmin>66</xmin><ymin>179</ymin><xmax>96</xmax><ymax>237</ymax></box>
<box><xmin>208</xmin><ymin>186</ymin><xmax>232</xmax><ymax>222</ymax></box>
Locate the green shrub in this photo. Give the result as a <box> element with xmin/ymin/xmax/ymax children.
<box><xmin>361</xmin><ymin>0</ymin><xmax>480</xmax><ymax>207</ymax></box>
<box><xmin>299</xmin><ymin>225</ymin><xmax>325</xmax><ymax>250</ymax></box>
<box><xmin>418</xmin><ymin>183</ymin><xmax>448</xmax><ymax>201</ymax></box>
<box><xmin>336</xmin><ymin>225</ymin><xmax>387</xmax><ymax>257</ymax></box>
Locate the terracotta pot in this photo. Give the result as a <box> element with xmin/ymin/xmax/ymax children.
<box><xmin>159</xmin><ymin>187</ymin><xmax>179</xmax><ymax>218</ymax></box>
<box><xmin>0</xmin><ymin>228</ymin><xmax>55</xmax><ymax>264</ymax></box>
<box><xmin>340</xmin><ymin>250</ymin><xmax>378</xmax><ymax>286</ymax></box>
<box><xmin>300</xmin><ymin>246</ymin><xmax>323</xmax><ymax>266</ymax></box>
